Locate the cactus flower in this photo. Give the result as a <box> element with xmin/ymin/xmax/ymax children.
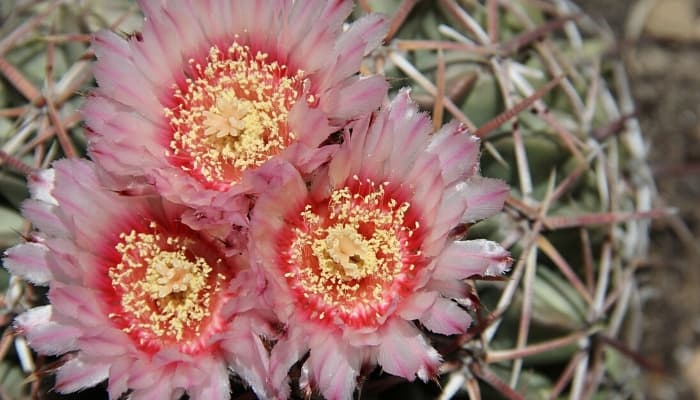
<box><xmin>83</xmin><ymin>0</ymin><xmax>388</xmax><ymax>228</ymax></box>
<box><xmin>4</xmin><ymin>160</ymin><xmax>274</xmax><ymax>399</ymax></box>
<box><xmin>250</xmin><ymin>91</ymin><xmax>512</xmax><ymax>400</ymax></box>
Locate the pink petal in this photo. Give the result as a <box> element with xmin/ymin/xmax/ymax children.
<box><xmin>458</xmin><ymin>177</ymin><xmax>509</xmax><ymax>223</ymax></box>
<box><xmin>292</xmin><ymin>30</ymin><xmax>337</xmax><ymax>76</ymax></box>
<box><xmin>376</xmin><ymin>319</ymin><xmax>441</xmax><ymax>381</ymax></box>
<box><xmin>425</xmin><ymin>278</ymin><xmax>470</xmax><ymax>299</ymax></box>
<box><xmin>83</xmin><ymin>98</ymin><xmax>165</xmax><ymax>165</ymax></box>
<box><xmin>14</xmin><ymin>306</ymin><xmax>80</xmax><ymax>355</ymax></box>
<box><xmin>78</xmin><ymin>329</ymin><xmax>130</xmax><ymax>357</ymax></box>
<box><xmin>246</xmin><ymin>1</ymin><xmax>282</xmax><ymax>51</ymax></box>
<box><xmin>250</xmin><ymin>163</ymin><xmax>308</xmax><ymax>253</ymax></box>
<box><xmin>27</xmin><ymin>168</ymin><xmax>56</xmax><ymax>205</ymax></box>
<box><xmin>341</xmin><ymin>327</ymin><xmax>381</xmax><ymax>347</ymax></box>
<box><xmin>136</xmin><ymin>0</ymin><xmax>187</xmax><ymax>78</ymax></box>
<box><xmin>327</xmin><ymin>139</ymin><xmax>352</xmax><ymax>190</ymax></box>
<box><xmin>326</xmin><ymin>75</ymin><xmax>388</xmax><ymax>120</ymax></box>
<box><xmin>98</xmin><ymin>106</ymin><xmax>164</xmax><ymax>154</ymax></box>
<box><xmin>285</xmin><ymin>1</ymin><xmax>342</xmax><ymax>72</ymax></box>
<box><xmin>152</xmin><ymin>346</ymin><xmax>195</xmax><ymax>368</ymax></box>
<box><xmin>345</xmin><ymin>116</ymin><xmax>373</xmax><ymax>178</ymax></box>
<box><xmin>221</xmin><ymin>315</ymin><xmax>272</xmax><ymax>399</ymax></box>
<box><xmin>319</xmin><ymin>0</ymin><xmax>354</xmax><ymax>27</ymax></box>
<box><xmin>162</xmin><ymin>0</ymin><xmax>210</xmax><ymax>61</ymax></box>
<box><xmin>127</xmin><ymin>359</ymin><xmax>164</xmax><ymax>390</ymax></box>
<box><xmin>51</xmin><ymin>160</ymin><xmax>151</xmax><ymax>244</ymax></box>
<box><xmin>128</xmin><ymin>23</ymin><xmax>180</xmax><ymax>95</ymax></box>
<box><xmin>398</xmin><ymin>290</ymin><xmax>439</xmax><ymax>321</ymax></box>
<box><xmin>81</xmin><ymin>94</ymin><xmax>115</xmax><ymax>131</ymax></box>
<box><xmin>48</xmin><ymin>283</ymin><xmax>106</xmax><ymax>327</ymax></box>
<box><xmin>434</xmin><ymin>239</ymin><xmax>512</xmax><ymax>281</ymax></box>
<box><xmin>333</xmin><ymin>13</ymin><xmax>387</xmax><ymax>78</ymax></box>
<box><xmin>219</xmin><ymin>269</ymin><xmax>269</xmax><ymax>316</ymax></box>
<box><xmin>405</xmin><ymin>155</ymin><xmax>443</xmax><ymax>223</ymax></box>
<box><xmin>181</xmin><ymin>205</ymin><xmax>249</xmax><ymax>236</ymax></box>
<box><xmin>331</xmin><ymin>90</ymin><xmax>429</xmax><ymax>185</ymax></box>
<box><xmin>4</xmin><ymin>242</ymin><xmax>51</xmax><ymax>285</ymax></box>
<box><xmin>290</xmin><ymin>100</ymin><xmax>336</xmax><ymax>143</ymax></box>
<box><xmin>50</xmin><ymin>161</ymin><xmax>119</xmax><ymax>226</ymax></box>
<box><xmin>188</xmin><ymin>361</ymin><xmax>231</xmax><ymax>400</ymax></box>
<box><xmin>107</xmin><ymin>357</ymin><xmax>132</xmax><ymax>400</ymax></box>
<box><xmin>129</xmin><ymin>379</ymin><xmax>177</xmax><ymax>400</ymax></box>
<box><xmin>285</xmin><ymin>0</ymin><xmax>325</xmax><ymax>39</ymax></box>
<box><xmin>269</xmin><ymin>327</ymin><xmax>310</xmax><ymax>399</ymax></box>
<box><xmin>386</xmin><ymin>91</ymin><xmax>432</xmax><ymax>181</ymax></box>
<box><xmin>21</xmin><ymin>200</ymin><xmax>64</xmax><ymax>236</ymax></box>
<box><xmin>92</xmin><ymin>35</ymin><xmax>163</xmax><ymax>118</ymax></box>
<box><xmin>284</xmin><ymin>142</ymin><xmax>339</xmax><ymax>176</ymax></box>
<box><xmin>149</xmin><ymin>168</ymin><xmax>217</xmax><ymax>208</ymax></box>
<box><xmin>92</xmin><ymin>28</ymin><xmax>130</xmax><ymax>60</ymax></box>
<box><xmin>43</xmin><ymin>237</ymin><xmax>83</xmax><ymax>282</ymax></box>
<box><xmin>307</xmin><ymin>333</ymin><xmax>361</xmax><ymax>400</ymax></box>
<box><xmin>422</xmin><ymin>187</ymin><xmax>467</xmax><ymax>254</ymax></box>
<box><xmin>357</xmin><ymin>114</ymin><xmax>394</xmax><ymax>177</ymax></box>
<box><xmin>427</xmin><ymin>122</ymin><xmax>480</xmax><ymax>184</ymax></box>
<box><xmin>55</xmin><ymin>357</ymin><xmax>109</xmax><ymax>394</ymax></box>
<box><xmin>197</xmin><ymin>0</ymin><xmax>227</xmax><ymax>42</ymax></box>
<box><xmin>221</xmin><ymin>0</ymin><xmax>255</xmax><ymax>40</ymax></box>
<box><xmin>419</xmin><ymin>297</ymin><xmax>472</xmax><ymax>335</ymax></box>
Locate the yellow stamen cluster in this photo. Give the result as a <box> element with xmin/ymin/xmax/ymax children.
<box><xmin>320</xmin><ymin>225</ymin><xmax>378</xmax><ymax>280</ymax></box>
<box><xmin>287</xmin><ymin>178</ymin><xmax>416</xmax><ymax>323</ymax></box>
<box><xmin>165</xmin><ymin>41</ymin><xmax>306</xmax><ymax>186</ymax></box>
<box><xmin>109</xmin><ymin>222</ymin><xmax>219</xmax><ymax>342</ymax></box>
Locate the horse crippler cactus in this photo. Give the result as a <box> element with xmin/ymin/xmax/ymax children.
<box><xmin>0</xmin><ymin>0</ymin><xmax>659</xmax><ymax>399</ymax></box>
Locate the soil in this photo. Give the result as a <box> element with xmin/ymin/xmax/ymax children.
<box><xmin>578</xmin><ymin>0</ymin><xmax>700</xmax><ymax>398</ymax></box>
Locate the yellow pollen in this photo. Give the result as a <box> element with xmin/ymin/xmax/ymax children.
<box><xmin>288</xmin><ymin>183</ymin><xmax>416</xmax><ymax>324</ymax></box>
<box><xmin>109</xmin><ymin>224</ymin><xmax>216</xmax><ymax>341</ymax></box>
<box><xmin>165</xmin><ymin>42</ymin><xmax>307</xmax><ymax>186</ymax></box>
<box><xmin>147</xmin><ymin>251</ymin><xmax>205</xmax><ymax>298</ymax></box>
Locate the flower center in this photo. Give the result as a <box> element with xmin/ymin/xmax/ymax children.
<box><xmin>284</xmin><ymin>178</ymin><xmax>424</xmax><ymax>328</ymax></box>
<box><xmin>319</xmin><ymin>225</ymin><xmax>377</xmax><ymax>280</ymax></box>
<box><xmin>108</xmin><ymin>222</ymin><xmax>228</xmax><ymax>351</ymax></box>
<box><xmin>146</xmin><ymin>250</ymin><xmax>209</xmax><ymax>300</ymax></box>
<box><xmin>165</xmin><ymin>41</ymin><xmax>307</xmax><ymax>190</ymax></box>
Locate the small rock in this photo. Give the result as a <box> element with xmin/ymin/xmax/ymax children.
<box><xmin>682</xmin><ymin>347</ymin><xmax>700</xmax><ymax>398</ymax></box>
<box><xmin>644</xmin><ymin>0</ymin><xmax>700</xmax><ymax>41</ymax></box>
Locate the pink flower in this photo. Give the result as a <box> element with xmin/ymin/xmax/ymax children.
<box><xmin>250</xmin><ymin>90</ymin><xmax>512</xmax><ymax>400</ymax></box>
<box><xmin>83</xmin><ymin>0</ymin><xmax>388</xmax><ymax>227</ymax></box>
<box><xmin>4</xmin><ymin>159</ymin><xmax>274</xmax><ymax>399</ymax></box>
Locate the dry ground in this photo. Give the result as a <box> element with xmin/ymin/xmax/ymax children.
<box><xmin>579</xmin><ymin>0</ymin><xmax>700</xmax><ymax>398</ymax></box>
